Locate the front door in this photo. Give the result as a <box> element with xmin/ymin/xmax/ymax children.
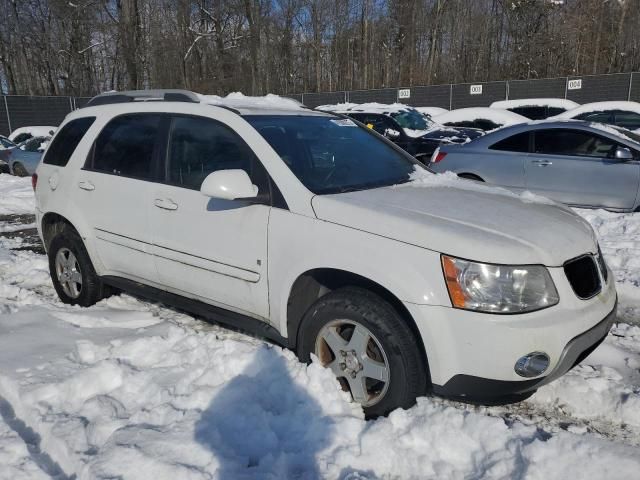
<box><xmin>150</xmin><ymin>115</ymin><xmax>271</xmax><ymax>319</ymax></box>
<box><xmin>525</xmin><ymin>128</ymin><xmax>639</xmax><ymax>209</ymax></box>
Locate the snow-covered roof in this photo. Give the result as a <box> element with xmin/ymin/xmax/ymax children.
<box><xmin>414</xmin><ymin>106</ymin><xmax>448</xmax><ymax>117</ymax></box>
<box><xmin>316</xmin><ymin>102</ymin><xmax>416</xmax><ymax>114</ymax></box>
<box><xmin>8</xmin><ymin>126</ymin><xmax>57</xmax><ymax>142</ymax></box>
<box><xmin>315</xmin><ymin>102</ymin><xmax>359</xmax><ymax>112</ymax></box>
<box><xmin>433</xmin><ymin>107</ymin><xmax>528</xmax><ymax>126</ymax></box>
<box><xmin>198</xmin><ymin>92</ymin><xmax>323</xmax><ymax>115</ymax></box>
<box><xmin>490</xmin><ymin>98</ymin><xmax>579</xmax><ymax>110</ymax></box>
<box><xmin>550</xmin><ymin>101</ymin><xmax>640</xmax><ymax>120</ymax></box>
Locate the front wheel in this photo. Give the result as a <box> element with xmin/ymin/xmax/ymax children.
<box><xmin>297</xmin><ymin>287</ymin><xmax>428</xmax><ymax>418</ymax></box>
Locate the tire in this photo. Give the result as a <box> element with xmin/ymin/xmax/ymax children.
<box><xmin>12</xmin><ymin>163</ymin><xmax>29</xmax><ymax>177</ymax></box>
<box><xmin>297</xmin><ymin>287</ymin><xmax>428</xmax><ymax>418</ymax></box>
<box><xmin>458</xmin><ymin>173</ymin><xmax>484</xmax><ymax>182</ymax></box>
<box><xmin>48</xmin><ymin>227</ymin><xmax>111</xmax><ymax>306</ymax></box>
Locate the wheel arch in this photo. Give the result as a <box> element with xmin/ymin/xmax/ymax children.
<box><xmin>41</xmin><ymin>212</ymin><xmax>80</xmax><ymax>251</ymax></box>
<box><xmin>286</xmin><ymin>268</ymin><xmax>430</xmax><ymax>378</ymax></box>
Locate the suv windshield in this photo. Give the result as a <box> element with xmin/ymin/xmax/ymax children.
<box><xmin>390</xmin><ymin>109</ymin><xmax>431</xmax><ymax>130</ymax></box>
<box><xmin>246</xmin><ymin>115</ymin><xmax>420</xmax><ymax>194</ymax></box>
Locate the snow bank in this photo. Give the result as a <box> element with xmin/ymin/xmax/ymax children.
<box><xmin>434</xmin><ymin>107</ymin><xmax>528</xmax><ymax>127</ymax></box>
<box><xmin>0</xmin><ymin>175</ymin><xmax>35</xmax><ymax>215</ymax></box>
<box><xmin>8</xmin><ymin>126</ymin><xmax>56</xmax><ymax>143</ymax></box>
<box><xmin>491</xmin><ymin>98</ymin><xmax>579</xmax><ymax>110</ymax></box>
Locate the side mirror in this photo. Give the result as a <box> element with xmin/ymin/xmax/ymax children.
<box><xmin>384</xmin><ymin>128</ymin><xmax>401</xmax><ymax>140</ymax></box>
<box><xmin>200</xmin><ymin>169</ymin><xmax>258</xmax><ymax>200</ymax></box>
<box><xmin>614</xmin><ymin>146</ymin><xmax>634</xmax><ymax>161</ymax></box>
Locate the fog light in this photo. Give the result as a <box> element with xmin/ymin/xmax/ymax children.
<box><xmin>514</xmin><ymin>352</ymin><xmax>550</xmax><ymax>378</ymax></box>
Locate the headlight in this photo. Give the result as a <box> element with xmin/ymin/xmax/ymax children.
<box><xmin>441</xmin><ymin>255</ymin><xmax>559</xmax><ymax>313</ymax></box>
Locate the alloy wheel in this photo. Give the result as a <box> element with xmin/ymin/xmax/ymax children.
<box><xmin>315</xmin><ymin>319</ymin><xmax>390</xmax><ymax>407</ymax></box>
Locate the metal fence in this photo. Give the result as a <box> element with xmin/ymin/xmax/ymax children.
<box><xmin>1</xmin><ymin>72</ymin><xmax>639</xmax><ymax>136</ymax></box>
<box><xmin>296</xmin><ymin>71</ymin><xmax>640</xmax><ymax>109</ymax></box>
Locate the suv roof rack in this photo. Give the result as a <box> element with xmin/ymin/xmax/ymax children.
<box><xmin>86</xmin><ymin>89</ymin><xmax>200</xmax><ymax>107</ymax></box>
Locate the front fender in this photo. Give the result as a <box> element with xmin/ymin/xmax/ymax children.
<box><xmin>267</xmin><ymin>209</ymin><xmax>451</xmax><ymax>338</ymax></box>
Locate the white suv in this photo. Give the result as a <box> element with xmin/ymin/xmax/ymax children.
<box><xmin>34</xmin><ymin>90</ymin><xmax>617</xmax><ymax>417</ymax></box>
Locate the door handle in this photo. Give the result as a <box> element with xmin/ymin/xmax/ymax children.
<box><xmin>78</xmin><ymin>181</ymin><xmax>95</xmax><ymax>191</ymax></box>
<box><xmin>532</xmin><ymin>160</ymin><xmax>553</xmax><ymax>167</ymax></box>
<box><xmin>154</xmin><ymin>198</ymin><xmax>178</xmax><ymax>211</ymax></box>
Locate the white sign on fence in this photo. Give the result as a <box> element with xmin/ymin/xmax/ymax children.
<box><xmin>568</xmin><ymin>79</ymin><xmax>582</xmax><ymax>90</ymax></box>
<box><xmin>398</xmin><ymin>88</ymin><xmax>411</xmax><ymax>99</ymax></box>
<box><xmin>470</xmin><ymin>84</ymin><xmax>483</xmax><ymax>95</ymax></box>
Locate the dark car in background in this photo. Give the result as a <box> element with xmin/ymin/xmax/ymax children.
<box><xmin>320</xmin><ymin>104</ymin><xmax>483</xmax><ymax>163</ymax></box>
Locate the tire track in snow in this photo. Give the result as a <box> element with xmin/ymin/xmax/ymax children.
<box><xmin>0</xmin><ymin>396</ymin><xmax>73</xmax><ymax>480</ymax></box>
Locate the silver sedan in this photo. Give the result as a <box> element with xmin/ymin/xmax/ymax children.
<box><xmin>430</xmin><ymin>121</ymin><xmax>640</xmax><ymax>212</ymax></box>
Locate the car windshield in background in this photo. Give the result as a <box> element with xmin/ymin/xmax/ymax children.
<box><xmin>390</xmin><ymin>109</ymin><xmax>430</xmax><ymax>130</ymax></box>
<box><xmin>246</xmin><ymin>115</ymin><xmax>420</xmax><ymax>194</ymax></box>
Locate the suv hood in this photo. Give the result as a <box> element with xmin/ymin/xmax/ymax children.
<box><xmin>311</xmin><ymin>181</ymin><xmax>597</xmax><ymax>266</ymax></box>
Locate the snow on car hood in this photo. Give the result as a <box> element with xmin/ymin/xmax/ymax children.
<box><xmin>311</xmin><ymin>172</ymin><xmax>597</xmax><ymax>266</ymax></box>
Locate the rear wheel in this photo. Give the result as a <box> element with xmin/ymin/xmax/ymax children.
<box><xmin>12</xmin><ymin>163</ymin><xmax>29</xmax><ymax>177</ymax></box>
<box><xmin>297</xmin><ymin>287</ymin><xmax>428</xmax><ymax>418</ymax></box>
<box><xmin>48</xmin><ymin>227</ymin><xmax>111</xmax><ymax>306</ymax></box>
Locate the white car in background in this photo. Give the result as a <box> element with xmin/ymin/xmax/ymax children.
<box><xmin>490</xmin><ymin>98</ymin><xmax>579</xmax><ymax>120</ymax></box>
<box><xmin>434</xmin><ymin>107</ymin><xmax>528</xmax><ymax>131</ymax></box>
<box><xmin>35</xmin><ymin>89</ymin><xmax>616</xmax><ymax>417</ymax></box>
<box><xmin>549</xmin><ymin>101</ymin><xmax>640</xmax><ymax>132</ymax></box>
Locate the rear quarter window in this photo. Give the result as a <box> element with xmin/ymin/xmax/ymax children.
<box><xmin>43</xmin><ymin>117</ymin><xmax>96</xmax><ymax>167</ymax></box>
<box><xmin>489</xmin><ymin>132</ymin><xmax>530</xmax><ymax>152</ymax></box>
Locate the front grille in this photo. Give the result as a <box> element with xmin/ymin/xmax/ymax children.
<box><xmin>564</xmin><ymin>255</ymin><xmax>602</xmax><ymax>299</ymax></box>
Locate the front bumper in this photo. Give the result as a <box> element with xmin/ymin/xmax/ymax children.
<box><xmin>403</xmin><ymin>263</ymin><xmax>617</xmax><ymax>400</ymax></box>
<box><xmin>432</xmin><ymin>300</ymin><xmax>617</xmax><ymax>401</ymax></box>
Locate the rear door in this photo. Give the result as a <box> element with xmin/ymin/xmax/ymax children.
<box><xmin>524</xmin><ymin>128</ymin><xmax>640</xmax><ymax>209</ymax></box>
<box><xmin>149</xmin><ymin>114</ymin><xmax>271</xmax><ymax>319</ymax></box>
<box><xmin>481</xmin><ymin>131</ymin><xmax>530</xmax><ymax>189</ymax></box>
<box><xmin>78</xmin><ymin>113</ymin><xmax>162</xmax><ymax>281</ymax></box>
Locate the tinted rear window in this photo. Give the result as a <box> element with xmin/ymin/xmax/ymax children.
<box><xmin>91</xmin><ymin>114</ymin><xmax>161</xmax><ymax>179</ymax></box>
<box><xmin>490</xmin><ymin>132</ymin><xmax>530</xmax><ymax>152</ymax></box>
<box><xmin>43</xmin><ymin>117</ymin><xmax>95</xmax><ymax>166</ymax></box>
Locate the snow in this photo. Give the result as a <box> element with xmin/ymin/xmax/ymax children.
<box><xmin>198</xmin><ymin>92</ymin><xmax>306</xmax><ymax>112</ymax></box>
<box><xmin>586</xmin><ymin>122</ymin><xmax>640</xmax><ymax>144</ymax></box>
<box><xmin>8</xmin><ymin>127</ymin><xmax>57</xmax><ymax>143</ymax></box>
<box><xmin>315</xmin><ymin>102</ymin><xmax>413</xmax><ymax>114</ymax></box>
<box><xmin>406</xmin><ymin>168</ymin><xmax>557</xmax><ymax>206</ymax></box>
<box><xmin>414</xmin><ymin>106</ymin><xmax>449</xmax><ymax>117</ymax></box>
<box><xmin>550</xmin><ymin>101</ymin><xmax>640</xmax><ymax>120</ymax></box>
<box><xmin>1</xmin><ymin>174</ymin><xmax>640</xmax><ymax>478</ymax></box>
<box><xmin>434</xmin><ymin>107</ymin><xmax>529</xmax><ymax>127</ymax></box>
<box><xmin>0</xmin><ymin>175</ymin><xmax>35</xmax><ymax>215</ymax></box>
<box><xmin>315</xmin><ymin>102</ymin><xmax>359</xmax><ymax>112</ymax></box>
<box><xmin>490</xmin><ymin>98</ymin><xmax>579</xmax><ymax>110</ymax></box>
